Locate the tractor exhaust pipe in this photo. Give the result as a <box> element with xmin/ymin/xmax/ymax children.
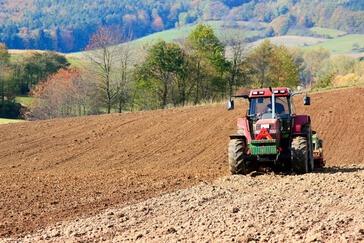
<box><xmin>269</xmin><ymin>87</ymin><xmax>275</xmax><ymax>119</ymax></box>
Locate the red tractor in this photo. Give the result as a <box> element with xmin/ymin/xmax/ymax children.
<box><xmin>227</xmin><ymin>87</ymin><xmax>324</xmax><ymax>174</ymax></box>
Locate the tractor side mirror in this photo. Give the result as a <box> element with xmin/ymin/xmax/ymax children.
<box><xmin>227</xmin><ymin>100</ymin><xmax>234</xmax><ymax>111</ymax></box>
<box><xmin>304</xmin><ymin>96</ymin><xmax>311</xmax><ymax>106</ymax></box>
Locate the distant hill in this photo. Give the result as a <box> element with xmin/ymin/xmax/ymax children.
<box><xmin>1</xmin><ymin>0</ymin><xmax>364</xmax><ymax>52</ymax></box>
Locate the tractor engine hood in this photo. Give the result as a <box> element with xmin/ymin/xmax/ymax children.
<box><xmin>254</xmin><ymin>119</ymin><xmax>281</xmax><ymax>140</ymax></box>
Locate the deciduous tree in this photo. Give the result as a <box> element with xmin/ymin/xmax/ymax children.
<box><xmin>186</xmin><ymin>24</ymin><xmax>228</xmax><ymax>103</ymax></box>
<box><xmin>0</xmin><ymin>44</ymin><xmax>10</xmax><ymax>104</ymax></box>
<box><xmin>135</xmin><ymin>40</ymin><xmax>185</xmax><ymax>108</ymax></box>
<box><xmin>245</xmin><ymin>40</ymin><xmax>299</xmax><ymax>88</ymax></box>
<box><xmin>30</xmin><ymin>68</ymin><xmax>97</xmax><ymax>119</ymax></box>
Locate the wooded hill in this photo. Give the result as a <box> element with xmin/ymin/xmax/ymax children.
<box><xmin>1</xmin><ymin>0</ymin><xmax>364</xmax><ymax>52</ymax></box>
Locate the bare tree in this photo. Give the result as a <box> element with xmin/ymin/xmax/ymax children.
<box><xmin>225</xmin><ymin>37</ymin><xmax>246</xmax><ymax>97</ymax></box>
<box><xmin>86</xmin><ymin>27</ymin><xmax>120</xmax><ymax>114</ymax></box>
<box><xmin>115</xmin><ymin>32</ymin><xmax>133</xmax><ymax>113</ymax></box>
<box><xmin>86</xmin><ymin>27</ymin><xmax>134</xmax><ymax>113</ymax></box>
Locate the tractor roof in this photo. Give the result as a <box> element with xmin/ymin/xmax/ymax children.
<box><xmin>249</xmin><ymin>87</ymin><xmax>291</xmax><ymax>98</ymax></box>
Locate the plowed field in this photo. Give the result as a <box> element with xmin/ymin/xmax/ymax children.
<box><xmin>0</xmin><ymin>87</ymin><xmax>363</xmax><ymax>237</ymax></box>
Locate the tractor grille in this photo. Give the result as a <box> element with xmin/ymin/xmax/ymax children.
<box><xmin>250</xmin><ymin>140</ymin><xmax>277</xmax><ymax>155</ymax></box>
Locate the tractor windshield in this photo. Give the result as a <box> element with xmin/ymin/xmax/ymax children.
<box><xmin>249</xmin><ymin>97</ymin><xmax>290</xmax><ymax>119</ymax></box>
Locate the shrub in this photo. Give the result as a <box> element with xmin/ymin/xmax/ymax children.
<box><xmin>0</xmin><ymin>101</ymin><xmax>22</xmax><ymax>119</ymax></box>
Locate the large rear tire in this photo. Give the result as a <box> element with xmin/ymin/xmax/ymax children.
<box><xmin>228</xmin><ymin>139</ymin><xmax>252</xmax><ymax>175</ymax></box>
<box><xmin>291</xmin><ymin>136</ymin><xmax>309</xmax><ymax>174</ymax></box>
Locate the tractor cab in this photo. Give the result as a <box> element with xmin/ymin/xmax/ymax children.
<box><xmin>248</xmin><ymin>88</ymin><xmax>291</xmax><ymax>120</ymax></box>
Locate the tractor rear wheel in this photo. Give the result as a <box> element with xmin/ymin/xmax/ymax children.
<box><xmin>228</xmin><ymin>138</ymin><xmax>252</xmax><ymax>175</ymax></box>
<box><xmin>291</xmin><ymin>136</ymin><xmax>309</xmax><ymax>174</ymax></box>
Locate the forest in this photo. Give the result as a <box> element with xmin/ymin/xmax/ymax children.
<box><xmin>0</xmin><ymin>0</ymin><xmax>364</xmax><ymax>52</ymax></box>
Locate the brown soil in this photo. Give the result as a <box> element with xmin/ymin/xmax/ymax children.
<box><xmin>8</xmin><ymin>165</ymin><xmax>364</xmax><ymax>242</ymax></box>
<box><xmin>0</xmin><ymin>87</ymin><xmax>363</xmax><ymax>238</ymax></box>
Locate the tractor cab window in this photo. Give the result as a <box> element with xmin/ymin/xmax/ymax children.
<box><xmin>249</xmin><ymin>97</ymin><xmax>290</xmax><ymax>119</ymax></box>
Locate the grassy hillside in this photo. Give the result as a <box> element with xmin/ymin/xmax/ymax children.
<box><xmin>15</xmin><ymin>96</ymin><xmax>34</xmax><ymax>107</ymax></box>
<box><xmin>8</xmin><ymin>49</ymin><xmax>46</xmax><ymax>62</ymax></box>
<box><xmin>310</xmin><ymin>27</ymin><xmax>347</xmax><ymax>38</ymax></box>
<box><xmin>250</xmin><ymin>35</ymin><xmax>326</xmax><ymax>48</ymax></box>
<box><xmin>0</xmin><ymin>118</ymin><xmax>24</xmax><ymax>125</ymax></box>
<box><xmin>67</xmin><ymin>20</ymin><xmax>364</xmax><ymax>64</ymax></box>
<box><xmin>131</xmin><ymin>21</ymin><xmax>268</xmax><ymax>44</ymax></box>
<box><xmin>309</xmin><ymin>34</ymin><xmax>364</xmax><ymax>54</ymax></box>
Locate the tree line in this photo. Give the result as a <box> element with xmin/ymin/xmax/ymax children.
<box><xmin>27</xmin><ymin>24</ymin><xmax>301</xmax><ymax>119</ymax></box>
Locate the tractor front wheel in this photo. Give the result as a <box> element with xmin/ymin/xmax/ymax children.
<box><xmin>228</xmin><ymin>138</ymin><xmax>252</xmax><ymax>175</ymax></box>
<box><xmin>291</xmin><ymin>136</ymin><xmax>309</xmax><ymax>174</ymax></box>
